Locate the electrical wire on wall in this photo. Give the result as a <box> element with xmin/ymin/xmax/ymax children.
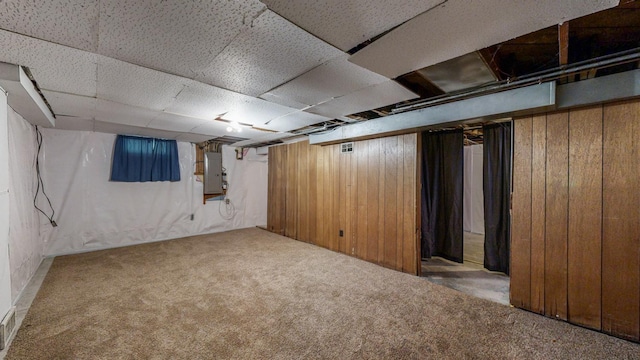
<box><xmin>219</xmin><ymin>198</ymin><xmax>236</xmax><ymax>221</ymax></box>
<box><xmin>34</xmin><ymin>126</ymin><xmax>57</xmax><ymax>227</ymax></box>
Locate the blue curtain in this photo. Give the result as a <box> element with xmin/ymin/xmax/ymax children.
<box><xmin>111</xmin><ymin>135</ymin><xmax>181</xmax><ymax>182</ymax></box>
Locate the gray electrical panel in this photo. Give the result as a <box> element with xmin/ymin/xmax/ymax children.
<box><xmin>204</xmin><ymin>152</ymin><xmax>223</xmax><ymax>195</ymax></box>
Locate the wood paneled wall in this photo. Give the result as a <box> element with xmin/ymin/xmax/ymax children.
<box><xmin>512</xmin><ymin>99</ymin><xmax>640</xmax><ymax>342</ymax></box>
<box><xmin>267</xmin><ymin>134</ymin><xmax>420</xmax><ymax>275</ymax></box>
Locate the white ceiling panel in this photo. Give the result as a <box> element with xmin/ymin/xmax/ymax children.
<box><xmin>258</xmin><ymin>92</ymin><xmax>309</xmax><ymax>110</ymax></box>
<box><xmin>189</xmin><ymin>120</ymin><xmax>270</xmax><ymax>138</ymax></box>
<box><xmin>265</xmin><ymin>54</ymin><xmax>389</xmax><ymax>107</ymax></box>
<box><xmin>221</xmin><ymin>97</ymin><xmax>296</xmax><ymax>126</ymax></box>
<box><xmin>305</xmin><ymin>81</ymin><xmax>418</xmax><ymax>119</ymax></box>
<box><xmin>261</xmin><ymin>0</ymin><xmax>443</xmax><ymax>51</ymax></box>
<box><xmin>0</xmin><ymin>30</ymin><xmax>97</xmax><ymax>96</ymax></box>
<box><xmin>189</xmin><ymin>121</ymin><xmax>240</xmax><ymax>137</ymax></box>
<box><xmin>189</xmin><ymin>120</ymin><xmax>269</xmax><ymax>139</ymax></box>
<box><xmin>231</xmin><ymin>132</ymin><xmax>294</xmax><ymax>147</ymax></box>
<box><xmin>349</xmin><ymin>0</ymin><xmax>619</xmax><ymax>78</ymax></box>
<box><xmin>95</xmin><ymin>99</ymin><xmax>160</xmax><ymax>127</ymax></box>
<box><xmin>0</xmin><ymin>0</ymin><xmax>99</xmax><ymax>52</ymax></box>
<box><xmin>93</xmin><ymin>120</ymin><xmax>144</xmax><ymax>136</ymax></box>
<box><xmin>146</xmin><ymin>113</ymin><xmax>208</xmax><ymax>133</ymax></box>
<box><xmin>164</xmin><ymin>81</ymin><xmax>249</xmax><ymax>120</ymax></box>
<box><xmin>260</xmin><ymin>111</ymin><xmax>330</xmax><ymax>133</ymax></box>
<box><xmin>43</xmin><ymin>91</ymin><xmax>96</xmax><ymax>119</ymax></box>
<box><xmin>98</xmin><ymin>0</ymin><xmax>265</xmax><ymax>80</ymax></box>
<box><xmin>175</xmin><ymin>133</ymin><xmax>218</xmax><ymax>144</ymax></box>
<box><xmin>97</xmin><ymin>56</ymin><xmax>187</xmax><ymax>111</ymax></box>
<box><xmin>95</xmin><ymin>122</ymin><xmax>181</xmax><ymax>140</ymax></box>
<box><xmin>198</xmin><ymin>10</ymin><xmax>344</xmax><ymax>96</ymax></box>
<box><xmin>54</xmin><ymin>116</ymin><xmax>95</xmax><ymax>132</ymax></box>
<box><xmin>135</xmin><ymin>128</ymin><xmax>181</xmax><ymax>140</ymax></box>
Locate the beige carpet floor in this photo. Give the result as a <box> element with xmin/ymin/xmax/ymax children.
<box><xmin>7</xmin><ymin>228</ymin><xmax>640</xmax><ymax>359</ymax></box>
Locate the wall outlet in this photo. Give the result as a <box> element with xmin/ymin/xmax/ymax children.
<box><xmin>339</xmin><ymin>230</ymin><xmax>344</xmax><ymax>237</ymax></box>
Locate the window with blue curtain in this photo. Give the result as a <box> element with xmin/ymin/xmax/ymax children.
<box><xmin>110</xmin><ymin>135</ymin><xmax>181</xmax><ymax>182</ymax></box>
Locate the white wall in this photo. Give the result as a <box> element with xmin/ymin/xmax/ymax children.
<box><xmin>38</xmin><ymin>128</ymin><xmax>268</xmax><ymax>256</ymax></box>
<box><xmin>0</xmin><ymin>90</ymin><xmax>12</xmax><ymax>316</ymax></box>
<box><xmin>7</xmin><ymin>109</ymin><xmax>41</xmax><ymax>302</ymax></box>
<box><xmin>463</xmin><ymin>144</ymin><xmax>484</xmax><ymax>234</ymax></box>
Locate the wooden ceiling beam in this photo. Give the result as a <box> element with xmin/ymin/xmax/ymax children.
<box><xmin>559</xmin><ymin>22</ymin><xmax>570</xmax><ymax>66</ymax></box>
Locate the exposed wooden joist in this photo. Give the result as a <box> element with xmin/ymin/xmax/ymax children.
<box><xmin>559</xmin><ymin>22</ymin><xmax>570</xmax><ymax>66</ymax></box>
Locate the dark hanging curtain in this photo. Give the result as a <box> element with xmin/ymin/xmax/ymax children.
<box><xmin>483</xmin><ymin>123</ymin><xmax>512</xmax><ymax>274</ymax></box>
<box><xmin>111</xmin><ymin>135</ymin><xmax>181</xmax><ymax>182</ymax></box>
<box><xmin>421</xmin><ymin>130</ymin><xmax>464</xmax><ymax>263</ymax></box>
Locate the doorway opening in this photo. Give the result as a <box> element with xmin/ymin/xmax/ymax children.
<box><xmin>420</xmin><ymin>123</ymin><xmax>511</xmax><ymax>305</ymax></box>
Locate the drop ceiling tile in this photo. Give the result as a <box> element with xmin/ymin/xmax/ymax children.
<box><xmin>93</xmin><ymin>120</ymin><xmax>143</xmax><ymax>136</ymax></box>
<box><xmin>0</xmin><ymin>30</ymin><xmax>97</xmax><ymax>96</ymax></box>
<box><xmin>265</xmin><ymin>54</ymin><xmax>388</xmax><ymax>107</ymax></box>
<box><xmin>261</xmin><ymin>0</ymin><xmax>443</xmax><ymax>51</ymax></box>
<box><xmin>54</xmin><ymin>116</ymin><xmax>95</xmax><ymax>132</ymax></box>
<box><xmin>146</xmin><ymin>113</ymin><xmax>208</xmax><ymax>133</ymax></box>
<box><xmin>198</xmin><ymin>10</ymin><xmax>344</xmax><ymax>96</ymax></box>
<box><xmin>95</xmin><ymin>99</ymin><xmax>160</xmax><ymax>127</ymax></box>
<box><xmin>97</xmin><ymin>56</ymin><xmax>188</xmax><ymax>111</ymax></box>
<box><xmin>189</xmin><ymin>121</ymin><xmax>238</xmax><ymax>137</ymax></box>
<box><xmin>190</xmin><ymin>120</ymin><xmax>272</xmax><ymax>139</ymax></box>
<box><xmin>0</xmin><ymin>0</ymin><xmax>99</xmax><ymax>52</ymax></box>
<box><xmin>164</xmin><ymin>80</ymin><xmax>248</xmax><ymax>120</ymax></box>
<box><xmin>175</xmin><ymin>133</ymin><xmax>217</xmax><ymax>143</ymax></box>
<box><xmin>260</xmin><ymin>111</ymin><xmax>330</xmax><ymax>133</ymax></box>
<box><xmin>259</xmin><ymin>92</ymin><xmax>308</xmax><ymax>110</ymax></box>
<box><xmin>305</xmin><ymin>81</ymin><xmax>418</xmax><ymax>119</ymax></box>
<box><xmin>349</xmin><ymin>0</ymin><xmax>619</xmax><ymax>78</ymax></box>
<box><xmin>221</xmin><ymin>97</ymin><xmax>296</xmax><ymax>126</ymax></box>
<box><xmin>231</xmin><ymin>132</ymin><xmax>294</xmax><ymax>147</ymax></box>
<box><xmin>98</xmin><ymin>0</ymin><xmax>265</xmax><ymax>79</ymax></box>
<box><xmin>43</xmin><ymin>91</ymin><xmax>96</xmax><ymax>118</ymax></box>
<box><xmin>135</xmin><ymin>128</ymin><xmax>181</xmax><ymax>140</ymax></box>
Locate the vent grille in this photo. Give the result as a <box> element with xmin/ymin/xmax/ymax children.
<box><xmin>340</xmin><ymin>142</ymin><xmax>354</xmax><ymax>153</ymax></box>
<box><xmin>0</xmin><ymin>306</ymin><xmax>16</xmax><ymax>350</ymax></box>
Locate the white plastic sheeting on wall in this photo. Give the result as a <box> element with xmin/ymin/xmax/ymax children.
<box><xmin>463</xmin><ymin>144</ymin><xmax>484</xmax><ymax>234</ymax></box>
<box><xmin>7</xmin><ymin>108</ymin><xmax>41</xmax><ymax>302</ymax></box>
<box><xmin>0</xmin><ymin>90</ymin><xmax>13</xmax><ymax>316</ymax></box>
<box><xmin>38</xmin><ymin>128</ymin><xmax>267</xmax><ymax>256</ymax></box>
